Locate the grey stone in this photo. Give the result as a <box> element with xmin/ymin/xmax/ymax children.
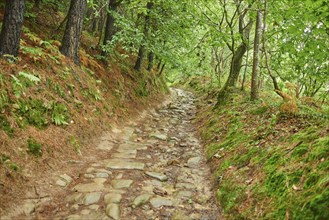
<box><xmin>86</xmin><ymin>167</ymin><xmax>95</xmax><ymax>173</ymax></box>
<box><xmin>84</xmin><ymin>192</ymin><xmax>102</xmax><ymax>205</ymax></box>
<box><xmin>176</xmin><ymin>191</ymin><xmax>193</xmax><ymax>199</ymax></box>
<box><xmin>112</xmin><ymin>150</ymin><xmax>137</xmax><ymax>159</ymax></box>
<box><xmin>132</xmin><ymin>194</ymin><xmax>151</xmax><ymax>208</ymax></box>
<box><xmin>84</xmin><ymin>174</ymin><xmax>95</xmax><ymax>179</ymax></box>
<box><xmin>187</xmin><ymin>156</ymin><xmax>202</xmax><ymax>167</ymax></box>
<box><xmin>150</xmin><ymin>197</ymin><xmax>173</xmax><ymax>208</ymax></box>
<box><xmin>106</xmin><ymin>203</ymin><xmax>120</xmax><ymax>220</ymax></box>
<box><xmin>66</xmin><ymin>214</ymin><xmax>81</xmax><ymax>220</ymax></box>
<box><xmin>97</xmin><ymin>141</ymin><xmax>114</xmax><ymax>151</ymax></box>
<box><xmin>95</xmin><ymin>172</ymin><xmax>109</xmax><ymax>178</ymax></box>
<box><xmin>70</xmin><ymin>204</ymin><xmax>80</xmax><ymax>212</ymax></box>
<box><xmin>150</xmin><ymin>133</ymin><xmax>167</xmax><ymax>141</ymax></box>
<box><xmin>23</xmin><ymin>201</ymin><xmax>35</xmax><ymax>215</ymax></box>
<box><xmin>65</xmin><ymin>193</ymin><xmax>83</xmax><ymax>203</ymax></box>
<box><xmin>176</xmin><ymin>182</ymin><xmax>195</xmax><ymax>190</ymax></box>
<box><xmin>74</xmin><ymin>183</ymin><xmax>104</xmax><ymax>193</ymax></box>
<box><xmin>89</xmin><ymin>204</ymin><xmax>100</xmax><ymax>211</ymax></box>
<box><xmin>145</xmin><ymin>171</ymin><xmax>168</xmax><ymax>182</ymax></box>
<box><xmin>81</xmin><ymin>209</ymin><xmax>91</xmax><ymax>215</ymax></box>
<box><xmin>60</xmin><ymin>174</ymin><xmax>73</xmax><ymax>184</ymax></box>
<box><xmin>112</xmin><ymin>179</ymin><xmax>133</xmax><ymax>189</ymax></box>
<box><xmin>104</xmin><ymin>193</ymin><xmax>122</xmax><ymax>204</ymax></box>
<box><xmin>107</xmin><ymin>159</ymin><xmax>145</xmax><ymax>170</ymax></box>
<box><xmin>93</xmin><ymin>178</ymin><xmax>107</xmax><ymax>184</ymax></box>
<box><xmin>56</xmin><ymin>179</ymin><xmax>67</xmax><ymax>187</ymax></box>
<box><xmin>118</xmin><ymin>142</ymin><xmax>148</xmax><ymax>150</ymax></box>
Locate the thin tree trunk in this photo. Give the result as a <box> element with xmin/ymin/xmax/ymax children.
<box><xmin>0</xmin><ymin>0</ymin><xmax>25</xmax><ymax>57</ymax></box>
<box><xmin>134</xmin><ymin>2</ymin><xmax>153</xmax><ymax>71</ymax></box>
<box><xmin>251</xmin><ymin>9</ymin><xmax>262</xmax><ymax>100</ymax></box>
<box><xmin>147</xmin><ymin>51</ymin><xmax>154</xmax><ymax>71</ymax></box>
<box><xmin>156</xmin><ymin>60</ymin><xmax>162</xmax><ymax>70</ymax></box>
<box><xmin>159</xmin><ymin>63</ymin><xmax>166</xmax><ymax>76</ymax></box>
<box><xmin>60</xmin><ymin>0</ymin><xmax>86</xmax><ymax>64</ymax></box>
<box><xmin>101</xmin><ymin>0</ymin><xmax>118</xmax><ymax>56</ymax></box>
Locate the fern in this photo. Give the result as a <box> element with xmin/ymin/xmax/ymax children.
<box><xmin>18</xmin><ymin>71</ymin><xmax>41</xmax><ymax>83</ymax></box>
<box><xmin>51</xmin><ymin>103</ymin><xmax>69</xmax><ymax>125</ymax></box>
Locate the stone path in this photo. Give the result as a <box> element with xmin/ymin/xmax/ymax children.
<box><xmin>32</xmin><ymin>89</ymin><xmax>219</xmax><ymax>219</ymax></box>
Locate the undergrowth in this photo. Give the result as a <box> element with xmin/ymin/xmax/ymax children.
<box><xmin>188</xmin><ymin>76</ymin><xmax>329</xmax><ymax>220</ymax></box>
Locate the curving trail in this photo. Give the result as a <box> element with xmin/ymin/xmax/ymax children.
<box><xmin>16</xmin><ymin>89</ymin><xmax>220</xmax><ymax>220</ymax></box>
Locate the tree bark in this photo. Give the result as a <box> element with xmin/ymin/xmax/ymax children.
<box><xmin>134</xmin><ymin>2</ymin><xmax>153</xmax><ymax>71</ymax></box>
<box><xmin>251</xmin><ymin>10</ymin><xmax>262</xmax><ymax>100</ymax></box>
<box><xmin>147</xmin><ymin>51</ymin><xmax>154</xmax><ymax>71</ymax></box>
<box><xmin>0</xmin><ymin>0</ymin><xmax>25</xmax><ymax>57</ymax></box>
<box><xmin>159</xmin><ymin>63</ymin><xmax>166</xmax><ymax>76</ymax></box>
<box><xmin>101</xmin><ymin>0</ymin><xmax>119</xmax><ymax>56</ymax></box>
<box><xmin>60</xmin><ymin>0</ymin><xmax>86</xmax><ymax>65</ymax></box>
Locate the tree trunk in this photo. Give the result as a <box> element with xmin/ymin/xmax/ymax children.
<box><xmin>60</xmin><ymin>0</ymin><xmax>86</xmax><ymax>65</ymax></box>
<box><xmin>250</xmin><ymin>10</ymin><xmax>262</xmax><ymax>100</ymax></box>
<box><xmin>159</xmin><ymin>63</ymin><xmax>166</xmax><ymax>76</ymax></box>
<box><xmin>134</xmin><ymin>2</ymin><xmax>153</xmax><ymax>71</ymax></box>
<box><xmin>134</xmin><ymin>46</ymin><xmax>145</xmax><ymax>71</ymax></box>
<box><xmin>101</xmin><ymin>0</ymin><xmax>119</xmax><ymax>56</ymax></box>
<box><xmin>147</xmin><ymin>51</ymin><xmax>154</xmax><ymax>71</ymax></box>
<box><xmin>223</xmin><ymin>43</ymin><xmax>248</xmax><ymax>89</ymax></box>
<box><xmin>0</xmin><ymin>0</ymin><xmax>25</xmax><ymax>57</ymax></box>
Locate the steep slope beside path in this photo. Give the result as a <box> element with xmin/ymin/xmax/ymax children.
<box><xmin>12</xmin><ymin>89</ymin><xmax>220</xmax><ymax>220</ymax></box>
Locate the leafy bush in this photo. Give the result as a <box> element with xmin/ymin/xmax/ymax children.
<box><xmin>51</xmin><ymin>102</ymin><xmax>69</xmax><ymax>125</ymax></box>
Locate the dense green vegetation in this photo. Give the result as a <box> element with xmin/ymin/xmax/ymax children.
<box><xmin>0</xmin><ymin>0</ymin><xmax>328</xmax><ymax>219</ymax></box>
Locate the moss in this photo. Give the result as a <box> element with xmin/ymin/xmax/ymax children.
<box><xmin>217</xmin><ymin>182</ymin><xmax>246</xmax><ymax>214</ymax></box>
<box><xmin>308</xmin><ymin>136</ymin><xmax>329</xmax><ymax>161</ymax></box>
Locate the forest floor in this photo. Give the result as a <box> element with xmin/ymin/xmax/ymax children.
<box><xmin>2</xmin><ymin>88</ymin><xmax>220</xmax><ymax>220</ymax></box>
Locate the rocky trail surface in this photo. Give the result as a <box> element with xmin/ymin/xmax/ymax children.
<box><xmin>5</xmin><ymin>89</ymin><xmax>220</xmax><ymax>220</ymax></box>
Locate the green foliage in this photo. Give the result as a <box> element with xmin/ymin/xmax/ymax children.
<box><xmin>51</xmin><ymin>102</ymin><xmax>69</xmax><ymax>125</ymax></box>
<box><xmin>69</xmin><ymin>136</ymin><xmax>81</xmax><ymax>155</ymax></box>
<box><xmin>0</xmin><ymin>115</ymin><xmax>14</xmax><ymax>136</ymax></box>
<box><xmin>27</xmin><ymin>137</ymin><xmax>42</xmax><ymax>157</ymax></box>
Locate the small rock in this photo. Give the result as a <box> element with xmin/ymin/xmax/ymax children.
<box><xmin>86</xmin><ymin>167</ymin><xmax>95</xmax><ymax>173</ymax></box>
<box><xmin>23</xmin><ymin>201</ymin><xmax>35</xmax><ymax>215</ymax></box>
<box><xmin>104</xmin><ymin>193</ymin><xmax>122</xmax><ymax>204</ymax></box>
<box><xmin>81</xmin><ymin>209</ymin><xmax>91</xmax><ymax>215</ymax></box>
<box><xmin>60</xmin><ymin>174</ymin><xmax>73</xmax><ymax>184</ymax></box>
<box><xmin>106</xmin><ymin>203</ymin><xmax>120</xmax><ymax>220</ymax></box>
<box><xmin>84</xmin><ymin>174</ymin><xmax>95</xmax><ymax>179</ymax></box>
<box><xmin>145</xmin><ymin>171</ymin><xmax>168</xmax><ymax>182</ymax></box>
<box><xmin>132</xmin><ymin>194</ymin><xmax>151</xmax><ymax>208</ymax></box>
<box><xmin>95</xmin><ymin>173</ymin><xmax>109</xmax><ymax>178</ymax></box>
<box><xmin>56</xmin><ymin>179</ymin><xmax>67</xmax><ymax>187</ymax></box>
<box><xmin>176</xmin><ymin>191</ymin><xmax>193</xmax><ymax>199</ymax></box>
<box><xmin>89</xmin><ymin>204</ymin><xmax>100</xmax><ymax>210</ymax></box>
<box><xmin>84</xmin><ymin>192</ymin><xmax>102</xmax><ymax>205</ymax></box>
<box><xmin>107</xmin><ymin>159</ymin><xmax>145</xmax><ymax>170</ymax></box>
<box><xmin>150</xmin><ymin>197</ymin><xmax>173</xmax><ymax>208</ymax></box>
<box><xmin>74</xmin><ymin>183</ymin><xmax>104</xmax><ymax>193</ymax></box>
<box><xmin>70</xmin><ymin>204</ymin><xmax>79</xmax><ymax>212</ymax></box>
<box><xmin>187</xmin><ymin>157</ymin><xmax>201</xmax><ymax>167</ymax></box>
<box><xmin>93</xmin><ymin>178</ymin><xmax>107</xmax><ymax>184</ymax></box>
<box><xmin>112</xmin><ymin>179</ymin><xmax>133</xmax><ymax>189</ymax></box>
<box><xmin>150</xmin><ymin>133</ymin><xmax>167</xmax><ymax>141</ymax></box>
<box><xmin>65</xmin><ymin>193</ymin><xmax>83</xmax><ymax>203</ymax></box>
<box><xmin>66</xmin><ymin>214</ymin><xmax>81</xmax><ymax>220</ymax></box>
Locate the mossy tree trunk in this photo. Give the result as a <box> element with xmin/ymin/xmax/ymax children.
<box><xmin>60</xmin><ymin>0</ymin><xmax>86</xmax><ymax>65</ymax></box>
<box><xmin>0</xmin><ymin>0</ymin><xmax>25</xmax><ymax>57</ymax></box>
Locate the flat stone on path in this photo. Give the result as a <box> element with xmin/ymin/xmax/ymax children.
<box><xmin>132</xmin><ymin>194</ymin><xmax>152</xmax><ymax>208</ymax></box>
<box><xmin>106</xmin><ymin>203</ymin><xmax>120</xmax><ymax>220</ymax></box>
<box><xmin>150</xmin><ymin>197</ymin><xmax>173</xmax><ymax>208</ymax></box>
<box><xmin>187</xmin><ymin>156</ymin><xmax>202</xmax><ymax>167</ymax></box>
<box><xmin>104</xmin><ymin>193</ymin><xmax>122</xmax><ymax>204</ymax></box>
<box><xmin>112</xmin><ymin>179</ymin><xmax>133</xmax><ymax>189</ymax></box>
<box><xmin>56</xmin><ymin>179</ymin><xmax>67</xmax><ymax>187</ymax></box>
<box><xmin>112</xmin><ymin>149</ymin><xmax>137</xmax><ymax>159</ymax></box>
<box><xmin>73</xmin><ymin>183</ymin><xmax>104</xmax><ymax>193</ymax></box>
<box><xmin>107</xmin><ymin>159</ymin><xmax>145</xmax><ymax>170</ymax></box>
<box><xmin>150</xmin><ymin>133</ymin><xmax>167</xmax><ymax>141</ymax></box>
<box><xmin>145</xmin><ymin>171</ymin><xmax>168</xmax><ymax>181</ymax></box>
<box><xmin>83</xmin><ymin>192</ymin><xmax>102</xmax><ymax>205</ymax></box>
